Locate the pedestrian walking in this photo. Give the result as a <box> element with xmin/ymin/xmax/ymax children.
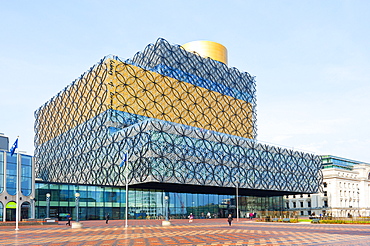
<box><xmin>227</xmin><ymin>214</ymin><xmax>233</xmax><ymax>226</ymax></box>
<box><xmin>188</xmin><ymin>213</ymin><xmax>194</xmax><ymax>223</ymax></box>
<box><xmin>249</xmin><ymin>212</ymin><xmax>254</xmax><ymax>220</ymax></box>
<box><xmin>66</xmin><ymin>213</ymin><xmax>72</xmax><ymax>226</ymax></box>
<box><xmin>105</xmin><ymin>213</ymin><xmax>110</xmax><ymax>224</ymax></box>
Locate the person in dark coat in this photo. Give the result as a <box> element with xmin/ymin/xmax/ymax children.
<box><xmin>66</xmin><ymin>213</ymin><xmax>72</xmax><ymax>226</ymax></box>
<box><xmin>105</xmin><ymin>213</ymin><xmax>110</xmax><ymax>224</ymax></box>
<box><xmin>227</xmin><ymin>214</ymin><xmax>233</xmax><ymax>226</ymax></box>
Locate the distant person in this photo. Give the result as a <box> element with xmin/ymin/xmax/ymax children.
<box><xmin>207</xmin><ymin>212</ymin><xmax>211</xmax><ymax>219</ymax></box>
<box><xmin>249</xmin><ymin>212</ymin><xmax>254</xmax><ymax>220</ymax></box>
<box><xmin>188</xmin><ymin>213</ymin><xmax>194</xmax><ymax>223</ymax></box>
<box><xmin>105</xmin><ymin>213</ymin><xmax>110</xmax><ymax>224</ymax></box>
<box><xmin>66</xmin><ymin>213</ymin><xmax>72</xmax><ymax>226</ymax></box>
<box><xmin>227</xmin><ymin>214</ymin><xmax>233</xmax><ymax>226</ymax></box>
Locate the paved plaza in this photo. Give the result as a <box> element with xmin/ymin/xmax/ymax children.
<box><xmin>0</xmin><ymin>219</ymin><xmax>369</xmax><ymax>246</ymax></box>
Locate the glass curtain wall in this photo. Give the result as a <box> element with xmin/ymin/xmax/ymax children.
<box><xmin>0</xmin><ymin>202</ymin><xmax>3</xmax><ymax>221</ymax></box>
<box><xmin>6</xmin><ymin>153</ymin><xmax>17</xmax><ymax>195</ymax></box>
<box><xmin>21</xmin><ymin>155</ymin><xmax>32</xmax><ymax>196</ymax></box>
<box><xmin>35</xmin><ymin>183</ymin><xmax>283</xmax><ymax>221</ymax></box>
<box><xmin>0</xmin><ymin>152</ymin><xmax>3</xmax><ymax>194</ymax></box>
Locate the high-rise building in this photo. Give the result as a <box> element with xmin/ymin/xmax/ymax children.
<box><xmin>34</xmin><ymin>39</ymin><xmax>322</xmax><ymax>220</ymax></box>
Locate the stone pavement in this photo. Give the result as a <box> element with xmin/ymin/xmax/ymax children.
<box><xmin>0</xmin><ymin>218</ymin><xmax>369</xmax><ymax>245</ymax></box>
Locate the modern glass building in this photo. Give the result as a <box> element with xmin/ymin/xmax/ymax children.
<box><xmin>0</xmin><ymin>134</ymin><xmax>34</xmax><ymax>221</ymax></box>
<box><xmin>34</xmin><ymin>39</ymin><xmax>322</xmax><ymax>220</ymax></box>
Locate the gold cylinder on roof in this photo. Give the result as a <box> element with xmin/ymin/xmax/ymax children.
<box><xmin>181</xmin><ymin>40</ymin><xmax>228</xmax><ymax>65</ymax></box>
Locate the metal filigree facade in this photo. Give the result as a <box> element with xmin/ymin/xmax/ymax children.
<box><xmin>35</xmin><ymin>38</ymin><xmax>322</xmax><ymax>195</ymax></box>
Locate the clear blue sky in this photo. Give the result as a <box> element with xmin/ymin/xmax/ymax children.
<box><xmin>1</xmin><ymin>0</ymin><xmax>369</xmax><ymax>162</ymax></box>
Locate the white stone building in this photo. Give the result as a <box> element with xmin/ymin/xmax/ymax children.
<box><xmin>285</xmin><ymin>155</ymin><xmax>370</xmax><ymax>217</ymax></box>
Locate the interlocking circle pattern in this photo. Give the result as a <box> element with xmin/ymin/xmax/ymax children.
<box><xmin>35</xmin><ymin>38</ymin><xmax>322</xmax><ymax>195</ymax></box>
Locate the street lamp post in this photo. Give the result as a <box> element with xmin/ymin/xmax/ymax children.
<box><xmin>161</xmin><ymin>195</ymin><xmax>171</xmax><ymax>226</ymax></box>
<box><xmin>75</xmin><ymin>193</ymin><xmax>80</xmax><ymax>222</ymax></box>
<box><xmin>164</xmin><ymin>196</ymin><xmax>169</xmax><ymax>221</ymax></box>
<box><xmin>46</xmin><ymin>193</ymin><xmax>51</xmax><ymax>219</ymax></box>
<box><xmin>357</xmin><ymin>191</ymin><xmax>360</xmax><ymax>217</ymax></box>
<box><xmin>236</xmin><ymin>182</ymin><xmax>239</xmax><ymax>222</ymax></box>
<box><xmin>29</xmin><ymin>196</ymin><xmax>35</xmax><ymax>219</ymax></box>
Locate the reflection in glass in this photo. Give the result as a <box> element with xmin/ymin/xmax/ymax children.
<box><xmin>34</xmin><ymin>183</ymin><xmax>283</xmax><ymax>220</ymax></box>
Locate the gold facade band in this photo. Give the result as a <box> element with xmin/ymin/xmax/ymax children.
<box><xmin>36</xmin><ymin>58</ymin><xmax>253</xmax><ymax>145</ymax></box>
<box><xmin>111</xmin><ymin>61</ymin><xmax>253</xmax><ymax>137</ymax></box>
<box><xmin>35</xmin><ymin>62</ymin><xmax>111</xmax><ymax>145</ymax></box>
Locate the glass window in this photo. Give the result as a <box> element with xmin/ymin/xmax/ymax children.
<box><xmin>112</xmin><ymin>188</ymin><xmax>121</xmax><ymax>207</ymax></box>
<box><xmin>87</xmin><ymin>207</ymin><xmax>97</xmax><ymax>220</ymax></box>
<box><xmin>87</xmin><ymin>186</ymin><xmax>97</xmax><ymax>203</ymax></box>
<box><xmin>199</xmin><ymin>193</ymin><xmax>209</xmax><ymax>207</ymax></box>
<box><xmin>0</xmin><ymin>201</ymin><xmax>3</xmax><ymax>221</ymax></box>
<box><xmin>208</xmin><ymin>194</ymin><xmax>218</xmax><ymax>205</ymax></box>
<box><xmin>32</xmin><ymin>183</ymin><xmax>292</xmax><ymax>221</ymax></box>
<box><xmin>0</xmin><ymin>152</ymin><xmax>4</xmax><ymax>194</ymax></box>
<box><xmin>95</xmin><ymin>187</ymin><xmax>105</xmax><ymax>205</ymax></box>
<box><xmin>35</xmin><ymin>183</ymin><xmax>50</xmax><ymax>208</ymax></box>
<box><xmin>6</xmin><ymin>153</ymin><xmax>17</xmax><ymax>195</ymax></box>
<box><xmin>186</xmin><ymin>193</ymin><xmax>194</xmax><ymax>207</ymax></box>
<box><xmin>59</xmin><ymin>185</ymin><xmax>70</xmax><ymax>202</ymax></box>
<box><xmin>21</xmin><ymin>155</ymin><xmax>33</xmax><ymax>196</ymax></box>
<box><xmin>104</xmin><ymin>187</ymin><xmax>113</xmax><ymax>207</ymax></box>
<box><xmin>119</xmin><ymin>187</ymin><xmax>126</xmax><ymax>205</ymax></box>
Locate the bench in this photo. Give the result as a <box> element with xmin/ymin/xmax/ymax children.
<box><xmin>282</xmin><ymin>218</ymin><xmax>290</xmax><ymax>223</ymax></box>
<box><xmin>272</xmin><ymin>218</ymin><xmax>279</xmax><ymax>222</ymax></box>
<box><xmin>311</xmin><ymin>219</ymin><xmax>320</xmax><ymax>223</ymax></box>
